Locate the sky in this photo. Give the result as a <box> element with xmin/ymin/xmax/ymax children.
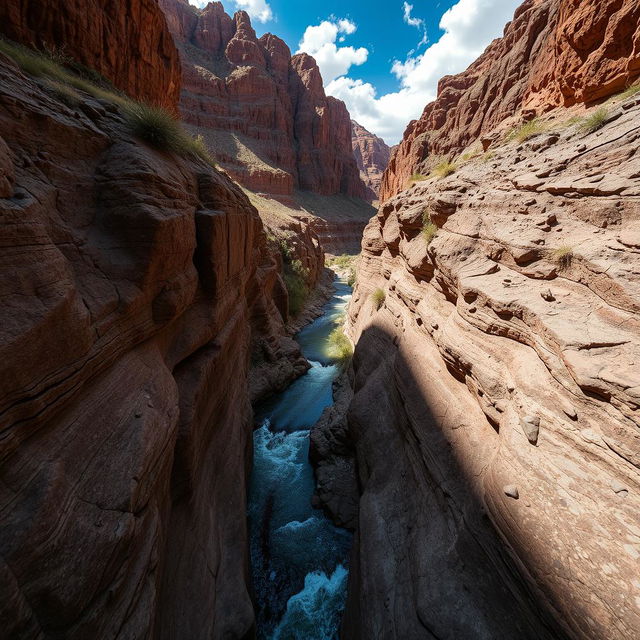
<box><xmin>193</xmin><ymin>0</ymin><xmax>522</xmax><ymax>144</ymax></box>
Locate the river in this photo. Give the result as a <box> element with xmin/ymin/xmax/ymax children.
<box><xmin>248</xmin><ymin>275</ymin><xmax>353</xmax><ymax>639</ymax></box>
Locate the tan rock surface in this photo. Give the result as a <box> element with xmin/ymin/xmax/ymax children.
<box><xmin>315</xmin><ymin>92</ymin><xmax>640</xmax><ymax>638</ymax></box>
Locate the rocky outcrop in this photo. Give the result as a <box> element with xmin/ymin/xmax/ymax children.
<box><xmin>351</xmin><ymin>120</ymin><xmax>391</xmax><ymax>201</ymax></box>
<box><xmin>159</xmin><ymin>0</ymin><xmax>367</xmax><ymax>200</ymax></box>
<box><xmin>0</xmin><ymin>52</ymin><xmax>308</xmax><ymax>638</ymax></box>
<box><xmin>315</xmin><ymin>88</ymin><xmax>640</xmax><ymax>638</ymax></box>
<box><xmin>382</xmin><ymin>0</ymin><xmax>640</xmax><ymax>201</ymax></box>
<box><xmin>0</xmin><ymin>0</ymin><xmax>181</xmax><ymax>109</ymax></box>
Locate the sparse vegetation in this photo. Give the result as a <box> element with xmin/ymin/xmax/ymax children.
<box><xmin>551</xmin><ymin>245</ymin><xmax>574</xmax><ymax>268</ymax></box>
<box><xmin>326</xmin><ymin>327</ymin><xmax>353</xmax><ymax>363</ymax></box>
<box><xmin>326</xmin><ymin>253</ymin><xmax>358</xmax><ymax>287</ymax></box>
<box><xmin>406</xmin><ymin>173</ymin><xmax>428</xmax><ymax>189</ymax></box>
<box><xmin>284</xmin><ymin>259</ymin><xmax>310</xmax><ymax>316</ymax></box>
<box><xmin>371</xmin><ymin>288</ymin><xmax>386</xmax><ymax>310</ymax></box>
<box><xmin>422</xmin><ymin>220</ymin><xmax>438</xmax><ymax>245</ymax></box>
<box><xmin>505</xmin><ymin>118</ymin><xmax>546</xmax><ymax>143</ymax></box>
<box><xmin>619</xmin><ymin>82</ymin><xmax>640</xmax><ymax>100</ymax></box>
<box><xmin>432</xmin><ymin>161</ymin><xmax>456</xmax><ymax>179</ymax></box>
<box><xmin>0</xmin><ymin>37</ymin><xmax>216</xmax><ymax>165</ymax></box>
<box><xmin>481</xmin><ymin>151</ymin><xmax>495</xmax><ymax>163</ymax></box>
<box><xmin>580</xmin><ymin>107</ymin><xmax>608</xmax><ymax>134</ymax></box>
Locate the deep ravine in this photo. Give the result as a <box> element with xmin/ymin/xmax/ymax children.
<box><xmin>248</xmin><ymin>276</ymin><xmax>353</xmax><ymax>639</ymax></box>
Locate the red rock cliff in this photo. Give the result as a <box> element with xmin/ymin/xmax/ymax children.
<box><xmin>382</xmin><ymin>0</ymin><xmax>640</xmax><ymax>201</ymax></box>
<box><xmin>351</xmin><ymin>119</ymin><xmax>391</xmax><ymax>201</ymax></box>
<box><xmin>0</xmin><ymin>49</ymin><xmax>307</xmax><ymax>637</ymax></box>
<box><xmin>0</xmin><ymin>0</ymin><xmax>181</xmax><ymax>109</ymax></box>
<box><xmin>159</xmin><ymin>0</ymin><xmax>368</xmax><ymax>199</ymax></box>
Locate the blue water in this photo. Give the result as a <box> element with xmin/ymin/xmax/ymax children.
<box><xmin>248</xmin><ymin>278</ymin><xmax>353</xmax><ymax>639</ymax></box>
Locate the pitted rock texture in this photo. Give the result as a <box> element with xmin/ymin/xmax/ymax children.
<box><xmin>351</xmin><ymin>120</ymin><xmax>391</xmax><ymax>201</ymax></box>
<box><xmin>0</xmin><ymin>55</ymin><xmax>308</xmax><ymax>638</ymax></box>
<box><xmin>328</xmin><ymin>94</ymin><xmax>640</xmax><ymax>639</ymax></box>
<box><xmin>0</xmin><ymin>0</ymin><xmax>181</xmax><ymax>109</ymax></box>
<box><xmin>159</xmin><ymin>0</ymin><xmax>367</xmax><ymax>200</ymax></box>
<box><xmin>382</xmin><ymin>0</ymin><xmax>640</xmax><ymax>201</ymax></box>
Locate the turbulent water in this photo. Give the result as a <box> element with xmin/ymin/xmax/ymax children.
<box><xmin>248</xmin><ymin>277</ymin><xmax>353</xmax><ymax>639</ymax></box>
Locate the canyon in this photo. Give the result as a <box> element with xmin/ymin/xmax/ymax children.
<box><xmin>159</xmin><ymin>0</ymin><xmax>374</xmax><ymax>253</ymax></box>
<box><xmin>1</xmin><ymin>0</ymin><xmax>640</xmax><ymax>638</ymax></box>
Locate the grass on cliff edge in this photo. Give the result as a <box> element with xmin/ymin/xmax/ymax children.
<box><xmin>0</xmin><ymin>38</ymin><xmax>215</xmax><ymax>165</ymax></box>
<box><xmin>326</xmin><ymin>327</ymin><xmax>353</xmax><ymax>363</ymax></box>
<box><xmin>505</xmin><ymin>118</ymin><xmax>546</xmax><ymax>144</ymax></box>
<box><xmin>371</xmin><ymin>288</ymin><xmax>386</xmax><ymax>310</ymax></box>
<box><xmin>579</xmin><ymin>107</ymin><xmax>608</xmax><ymax>134</ymax></box>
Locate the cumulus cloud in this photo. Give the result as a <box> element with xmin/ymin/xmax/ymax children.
<box><xmin>193</xmin><ymin>0</ymin><xmax>273</xmax><ymax>22</ymax></box>
<box><xmin>327</xmin><ymin>0</ymin><xmax>521</xmax><ymax>144</ymax></box>
<box><xmin>297</xmin><ymin>18</ymin><xmax>369</xmax><ymax>85</ymax></box>
<box><xmin>231</xmin><ymin>0</ymin><xmax>273</xmax><ymax>22</ymax></box>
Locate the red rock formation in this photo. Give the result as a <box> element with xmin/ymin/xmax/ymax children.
<box><xmin>0</xmin><ymin>52</ymin><xmax>309</xmax><ymax>637</ymax></box>
<box><xmin>159</xmin><ymin>0</ymin><xmax>367</xmax><ymax>199</ymax></box>
<box><xmin>0</xmin><ymin>0</ymin><xmax>181</xmax><ymax>109</ymax></box>
<box><xmin>382</xmin><ymin>0</ymin><xmax>640</xmax><ymax>201</ymax></box>
<box><xmin>351</xmin><ymin>120</ymin><xmax>391</xmax><ymax>201</ymax></box>
<box><xmin>315</xmin><ymin>73</ymin><xmax>640</xmax><ymax>640</ymax></box>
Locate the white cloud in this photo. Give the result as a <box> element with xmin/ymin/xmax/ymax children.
<box><xmin>231</xmin><ymin>0</ymin><xmax>273</xmax><ymax>22</ymax></box>
<box><xmin>297</xmin><ymin>18</ymin><xmax>368</xmax><ymax>85</ymax></box>
<box><xmin>327</xmin><ymin>0</ymin><xmax>522</xmax><ymax>144</ymax></box>
<box><xmin>403</xmin><ymin>2</ymin><xmax>423</xmax><ymax>28</ymax></box>
<box><xmin>192</xmin><ymin>0</ymin><xmax>273</xmax><ymax>22</ymax></box>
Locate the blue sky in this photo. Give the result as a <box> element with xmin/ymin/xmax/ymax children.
<box><xmin>195</xmin><ymin>0</ymin><xmax>522</xmax><ymax>144</ymax></box>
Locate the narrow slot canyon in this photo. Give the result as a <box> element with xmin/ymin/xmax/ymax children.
<box><xmin>1</xmin><ymin>0</ymin><xmax>639</xmax><ymax>639</ymax></box>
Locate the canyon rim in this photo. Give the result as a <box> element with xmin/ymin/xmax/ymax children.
<box><xmin>1</xmin><ymin>0</ymin><xmax>639</xmax><ymax>639</ymax></box>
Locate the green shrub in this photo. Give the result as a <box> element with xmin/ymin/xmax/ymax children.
<box><xmin>551</xmin><ymin>245</ymin><xmax>574</xmax><ymax>268</ymax></box>
<box><xmin>371</xmin><ymin>288</ymin><xmax>385</xmax><ymax>310</ymax></box>
<box><xmin>506</xmin><ymin>118</ymin><xmax>546</xmax><ymax>143</ymax></box>
<box><xmin>580</xmin><ymin>107</ymin><xmax>608</xmax><ymax>134</ymax></box>
<box><xmin>422</xmin><ymin>220</ymin><xmax>438</xmax><ymax>245</ymax></box>
<box><xmin>346</xmin><ymin>267</ymin><xmax>356</xmax><ymax>287</ymax></box>
<box><xmin>283</xmin><ymin>258</ymin><xmax>310</xmax><ymax>316</ymax></box>
<box><xmin>432</xmin><ymin>161</ymin><xmax>456</xmax><ymax>179</ymax></box>
<box><xmin>327</xmin><ymin>327</ymin><xmax>353</xmax><ymax>362</ymax></box>
<box><xmin>124</xmin><ymin>103</ymin><xmax>184</xmax><ymax>151</ymax></box>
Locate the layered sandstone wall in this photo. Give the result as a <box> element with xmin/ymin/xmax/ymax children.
<box><xmin>314</xmin><ymin>89</ymin><xmax>640</xmax><ymax>638</ymax></box>
<box><xmin>0</xmin><ymin>0</ymin><xmax>181</xmax><ymax>109</ymax></box>
<box><xmin>0</xmin><ymin>53</ymin><xmax>308</xmax><ymax>638</ymax></box>
<box><xmin>351</xmin><ymin>120</ymin><xmax>391</xmax><ymax>201</ymax></box>
<box><xmin>159</xmin><ymin>0</ymin><xmax>367</xmax><ymax>200</ymax></box>
<box><xmin>382</xmin><ymin>0</ymin><xmax>640</xmax><ymax>201</ymax></box>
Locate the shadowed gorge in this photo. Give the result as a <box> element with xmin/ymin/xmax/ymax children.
<box><xmin>1</xmin><ymin>0</ymin><xmax>640</xmax><ymax>638</ymax></box>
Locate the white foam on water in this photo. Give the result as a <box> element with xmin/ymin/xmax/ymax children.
<box><xmin>272</xmin><ymin>565</ymin><xmax>349</xmax><ymax>640</ymax></box>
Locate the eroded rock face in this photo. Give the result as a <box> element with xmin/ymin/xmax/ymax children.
<box><xmin>351</xmin><ymin>120</ymin><xmax>391</xmax><ymax>201</ymax></box>
<box><xmin>316</xmin><ymin>91</ymin><xmax>640</xmax><ymax>638</ymax></box>
<box><xmin>159</xmin><ymin>0</ymin><xmax>367</xmax><ymax>199</ymax></box>
<box><xmin>382</xmin><ymin>0</ymin><xmax>640</xmax><ymax>201</ymax></box>
<box><xmin>0</xmin><ymin>55</ymin><xmax>307</xmax><ymax>638</ymax></box>
<box><xmin>0</xmin><ymin>0</ymin><xmax>181</xmax><ymax>109</ymax></box>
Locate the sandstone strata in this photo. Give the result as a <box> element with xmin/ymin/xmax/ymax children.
<box><xmin>0</xmin><ymin>0</ymin><xmax>181</xmax><ymax>109</ymax></box>
<box><xmin>0</xmin><ymin>53</ymin><xmax>309</xmax><ymax>638</ymax></box>
<box><xmin>382</xmin><ymin>0</ymin><xmax>640</xmax><ymax>201</ymax></box>
<box><xmin>159</xmin><ymin>0</ymin><xmax>367</xmax><ymax>200</ymax></box>
<box><xmin>351</xmin><ymin>120</ymin><xmax>391</xmax><ymax>201</ymax></box>
<box><xmin>315</xmin><ymin>91</ymin><xmax>640</xmax><ymax>638</ymax></box>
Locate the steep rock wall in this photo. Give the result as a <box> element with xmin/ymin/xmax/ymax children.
<box><xmin>0</xmin><ymin>0</ymin><xmax>181</xmax><ymax>109</ymax></box>
<box><xmin>351</xmin><ymin>120</ymin><xmax>391</xmax><ymax>201</ymax></box>
<box><xmin>382</xmin><ymin>0</ymin><xmax>640</xmax><ymax>201</ymax></box>
<box><xmin>159</xmin><ymin>0</ymin><xmax>367</xmax><ymax>200</ymax></box>
<box><xmin>0</xmin><ymin>54</ymin><xmax>307</xmax><ymax>638</ymax></box>
<box><xmin>315</xmin><ymin>91</ymin><xmax>640</xmax><ymax>638</ymax></box>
